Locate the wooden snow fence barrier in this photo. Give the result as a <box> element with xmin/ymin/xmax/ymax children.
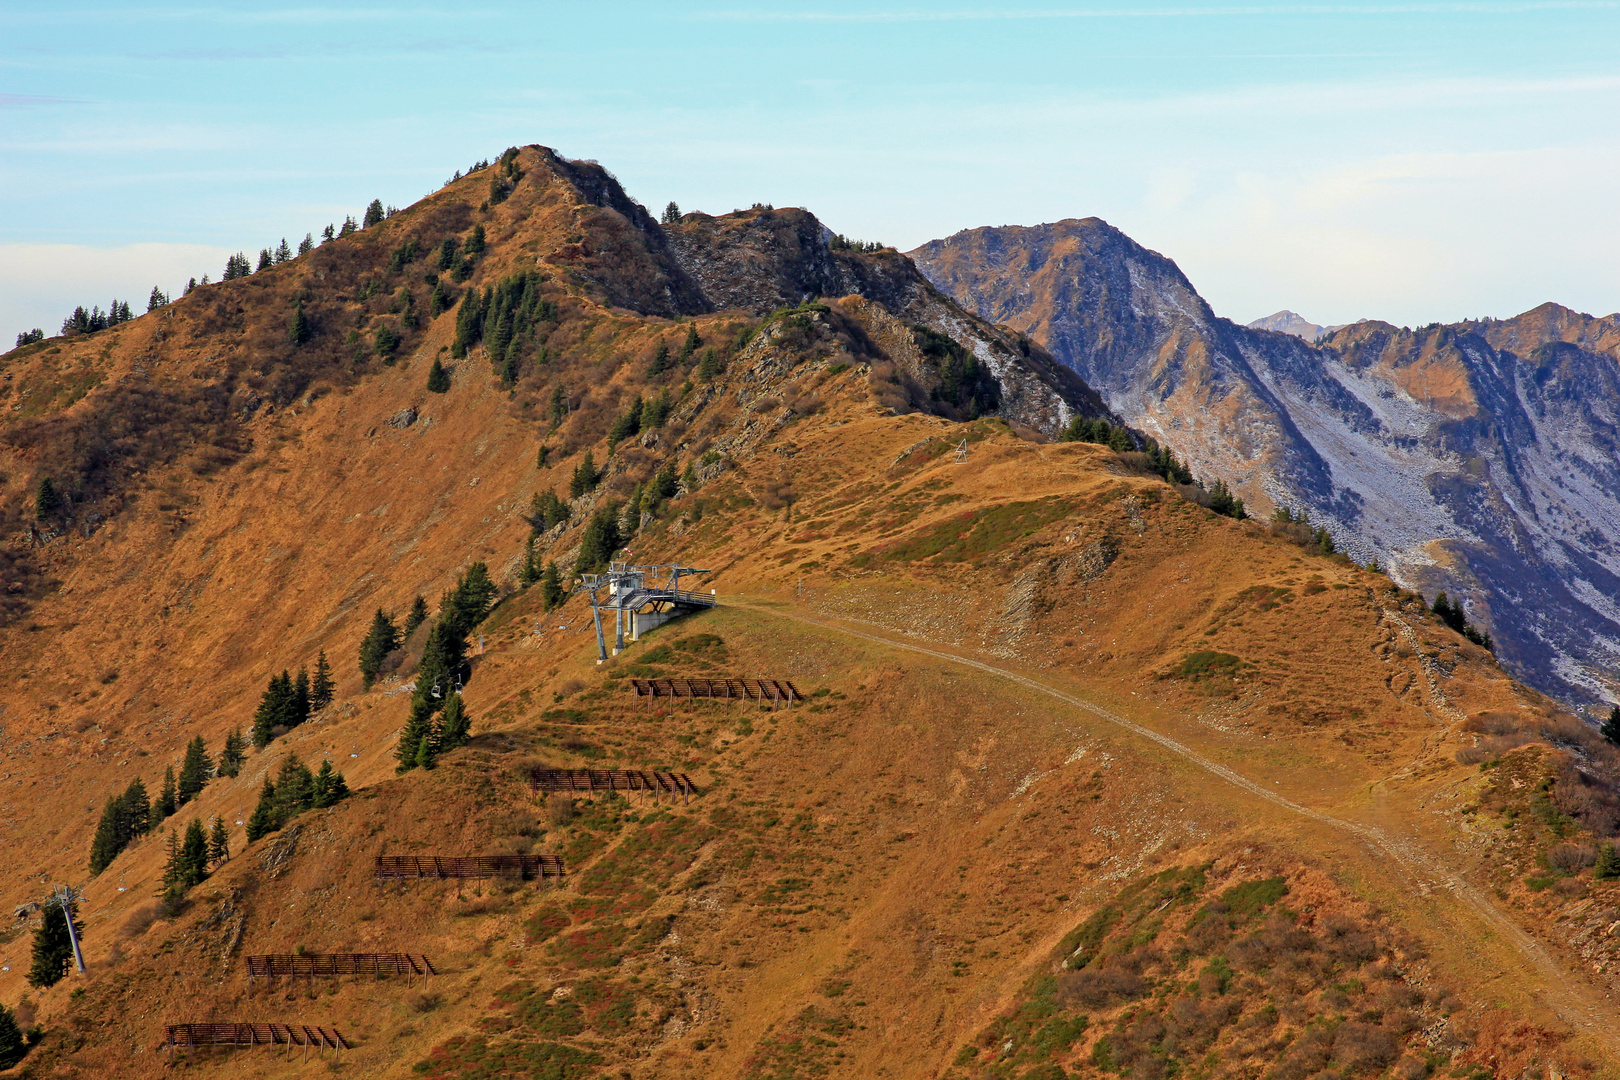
<box><xmin>245</xmin><ymin>952</ymin><xmax>436</xmax><ymax>991</ymax></box>
<box><xmin>527</xmin><ymin>768</ymin><xmax>697</xmax><ymax>804</ymax></box>
<box><xmin>629</xmin><ymin>678</ymin><xmax>804</xmax><ymax>710</ymax></box>
<box><xmin>373</xmin><ymin>854</ymin><xmax>565</xmax><ymax>884</ymax></box>
<box><xmin>163</xmin><ymin>1023</ymin><xmax>348</xmax><ymax>1062</ymax></box>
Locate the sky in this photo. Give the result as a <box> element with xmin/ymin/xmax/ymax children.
<box><xmin>3</xmin><ymin>2</ymin><xmax>1620</xmax><ymax>345</ymax></box>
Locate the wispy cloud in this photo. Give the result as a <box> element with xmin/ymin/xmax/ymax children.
<box><xmin>2</xmin><ymin>6</ymin><xmax>490</xmax><ymax>25</ymax></box>
<box><xmin>690</xmin><ymin>1</ymin><xmax>1618</xmax><ymax>21</ymax></box>
<box><xmin>0</xmin><ymin>93</ymin><xmax>85</xmax><ymax>107</ymax></box>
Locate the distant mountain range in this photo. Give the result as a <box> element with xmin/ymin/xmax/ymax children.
<box><xmin>911</xmin><ymin>218</ymin><xmax>1620</xmax><ymax>710</ymax></box>
<box><xmin>1247</xmin><ymin>310</ymin><xmax>1348</xmax><ymax>342</ymax></box>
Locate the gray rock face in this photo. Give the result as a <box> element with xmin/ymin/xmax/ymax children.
<box><xmin>912</xmin><ymin>218</ymin><xmax>1620</xmax><ymax>710</ymax></box>
<box><xmin>387</xmin><ymin>407</ymin><xmax>417</xmax><ymax>429</ymax></box>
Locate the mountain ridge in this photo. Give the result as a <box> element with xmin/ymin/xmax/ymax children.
<box><xmin>910</xmin><ymin>219</ymin><xmax>1620</xmax><ymax>709</ymax></box>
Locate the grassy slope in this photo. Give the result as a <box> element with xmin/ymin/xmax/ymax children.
<box><xmin>0</xmin><ymin>149</ymin><xmax>1616</xmax><ymax>1079</ymax></box>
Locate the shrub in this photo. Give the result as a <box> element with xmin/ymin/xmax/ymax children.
<box><xmin>1548</xmin><ymin>842</ymin><xmax>1596</xmax><ymax>873</ymax></box>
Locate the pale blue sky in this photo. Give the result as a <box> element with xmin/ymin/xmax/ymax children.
<box><xmin>4</xmin><ymin>2</ymin><xmax>1619</xmax><ymax>344</ymax></box>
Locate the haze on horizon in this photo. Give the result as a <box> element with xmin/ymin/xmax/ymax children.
<box><xmin>2</xmin><ymin>1</ymin><xmax>1618</xmax><ymax>345</ymax></box>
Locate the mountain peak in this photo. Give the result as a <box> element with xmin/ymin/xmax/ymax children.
<box><xmin>1246</xmin><ymin>310</ymin><xmax>1339</xmax><ymax>342</ymax></box>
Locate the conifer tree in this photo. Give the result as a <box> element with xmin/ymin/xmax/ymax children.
<box><xmin>323</xmin><ymin>223</ymin><xmax>336</xmax><ymax>241</ymax></box>
<box><xmin>185</xmin><ymin>277</ymin><xmax>197</xmax><ymax>295</ymax></box>
<box><xmin>363</xmin><ymin>199</ymin><xmax>385</xmax><ymax>228</ymax></box>
<box><xmin>272</xmin><ymin>754</ymin><xmax>315</xmax><ymax>821</ymax></box>
<box><xmin>575</xmin><ymin>504</ymin><xmax>622</xmax><ymax>574</ymax></box>
<box><xmin>298</xmin><ymin>233</ymin><xmax>314</xmax><ymax>255</ymax></box>
<box><xmin>27</xmin><ymin>900</ymin><xmax>80</xmax><ymax>989</ymax></box>
<box><xmin>438</xmin><ymin>692</ymin><xmax>471</xmax><ymax>752</ymax></box>
<box><xmin>218</xmin><ymin>728</ymin><xmax>246</xmax><ymax>778</ymax></box>
<box><xmin>147</xmin><ymin>285</ymin><xmax>168</xmax><ymax>312</ymax></box>
<box><xmin>252</xmin><ymin>671</ymin><xmax>297</xmax><ymax>747</ymax></box>
<box><xmin>679</xmin><ymin>323</ymin><xmax>700</xmax><ymax>361</ymax></box>
<box><xmin>339</xmin><ymin>215</ymin><xmax>357</xmax><ymax>237</ymax></box>
<box><xmin>207</xmin><ymin>816</ymin><xmax>230</xmax><ymax>866</ymax></box>
<box><xmin>256</xmin><ymin>248</ymin><xmax>273</xmax><ymax>271</ymax></box>
<box><xmin>465</xmin><ymin>223</ymin><xmax>485</xmax><ymax>254</ymax></box>
<box><xmin>311</xmin><ymin>760</ymin><xmax>349</xmax><ymax>808</ymax></box>
<box><xmin>1597</xmin><ymin>842</ymin><xmax>1620</xmax><ymax>881</ymax></box>
<box><xmin>155</xmin><ymin>765</ymin><xmax>178</xmax><ymax>819</ymax></box>
<box><xmin>395</xmin><ymin>699</ymin><xmax>436</xmax><ymax>773</ymax></box>
<box><xmin>158</xmin><ymin>828</ymin><xmax>181</xmax><ymax>902</ymax></box>
<box><xmin>275</xmin><ymin>238</ymin><xmax>292</xmax><ymax>263</ymax></box>
<box><xmin>541</xmin><ymin>561</ymin><xmax>566</xmax><ymax>611</ymax></box>
<box><xmin>570</xmin><ymin>451</ymin><xmax>599</xmax><ymax>498</ymax></box>
<box><xmin>294</xmin><ymin>666</ymin><xmax>311</xmax><ymax>724</ymax></box>
<box><xmin>359</xmin><ymin>608</ymin><xmax>401</xmax><ymax>689</ymax></box>
<box><xmin>403</xmin><ymin>595</ymin><xmax>429</xmax><ymax>639</ymax></box>
<box><xmin>698</xmin><ymin>348</ymin><xmax>722</xmax><ymax>381</ymax></box>
<box><xmin>245</xmin><ymin>776</ymin><xmax>278</xmax><ymax>841</ymax></box>
<box><xmin>288</xmin><ymin>301</ymin><xmax>312</xmax><ymax>346</ymax></box>
<box><xmin>0</xmin><ymin>1000</ymin><xmax>25</xmax><ymax>1069</ymax></box>
<box><xmin>178</xmin><ymin>819</ymin><xmax>209</xmax><ymax>889</ymax></box>
<box><xmin>661</xmin><ymin>201</ymin><xmax>681</xmax><ymax>225</ymax></box>
<box><xmin>34</xmin><ymin>477</ymin><xmax>61</xmax><ymax>519</ymax></box>
<box><xmin>122</xmin><ymin>776</ymin><xmax>150</xmax><ymax>837</ymax></box>
<box><xmin>427</xmin><ymin>357</ymin><xmax>451</xmax><ymax>393</ymax></box>
<box><xmin>310</xmin><ymin>651</ymin><xmax>335</xmax><ymax>710</ymax></box>
<box><xmin>88</xmin><ymin>795</ymin><xmax>126</xmax><ymax>875</ymax></box>
<box><xmin>441</xmin><ymin>562</ymin><xmax>496</xmax><ymax>637</ymax></box>
<box><xmin>647</xmin><ymin>342</ymin><xmax>672</xmax><ymax>377</ymax></box>
<box><xmin>520</xmin><ymin>535</ymin><xmax>541</xmax><ymax>586</ymax></box>
<box><xmin>176</xmin><ymin>735</ymin><xmax>213</xmax><ymax>805</ymax></box>
<box><xmin>414</xmin><ymin>733</ymin><xmax>437</xmax><ymax>770</ymax></box>
<box><xmin>680</xmin><ymin>461</ymin><xmax>697</xmax><ymax>494</ymax></box>
<box><xmin>1602</xmin><ymin>705</ymin><xmax>1620</xmax><ymax>748</ymax></box>
<box><xmin>549</xmin><ymin>384</ymin><xmax>568</xmax><ymax>428</ymax></box>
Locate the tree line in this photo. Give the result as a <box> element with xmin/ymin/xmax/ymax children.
<box><xmin>451</xmin><ymin>268</ymin><xmax>556</xmax><ymax>387</ymax></box>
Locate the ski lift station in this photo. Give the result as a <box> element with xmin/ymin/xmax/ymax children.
<box><xmin>577</xmin><ymin>562</ymin><xmax>714</xmax><ymax>661</ymax></box>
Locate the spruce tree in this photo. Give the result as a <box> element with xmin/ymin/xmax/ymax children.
<box><xmin>207</xmin><ymin>816</ymin><xmax>230</xmax><ymax>865</ymax></box>
<box><xmin>177</xmin><ymin>735</ymin><xmax>213</xmax><ymax>805</ymax></box>
<box><xmin>34</xmin><ymin>477</ymin><xmax>62</xmax><ymax>519</ymax></box>
<box><xmin>414</xmin><ymin>733</ymin><xmax>437</xmax><ymax>770</ymax></box>
<box><xmin>679</xmin><ymin>323</ymin><xmax>700</xmax><ymax>361</ymax></box>
<box><xmin>0</xmin><ymin>1000</ymin><xmax>25</xmax><ymax>1069</ymax></box>
<box><xmin>680</xmin><ymin>461</ymin><xmax>697</xmax><ymax>494</ymax></box>
<box><xmin>698</xmin><ymin>348</ymin><xmax>722</xmax><ymax>381</ymax></box>
<box><xmin>311</xmin><ymin>759</ymin><xmax>348</xmax><ymax>807</ymax></box>
<box><xmin>256</xmin><ymin>248</ymin><xmax>273</xmax><ymax>271</ymax></box>
<box><xmin>1602</xmin><ymin>705</ymin><xmax>1620</xmax><ymax>747</ymax></box>
<box><xmin>147</xmin><ymin>285</ymin><xmax>168</xmax><ymax>312</ymax></box>
<box><xmin>465</xmin><ymin>223</ymin><xmax>485</xmax><ymax>254</ymax></box>
<box><xmin>311</xmin><ymin>651</ymin><xmax>336</xmax><ymax>710</ymax></box>
<box><xmin>569</xmin><ymin>451</ymin><xmax>598</xmax><ymax>498</ymax></box>
<box><xmin>245</xmin><ymin>777</ymin><xmax>278</xmax><ymax>841</ymax></box>
<box><xmin>288</xmin><ymin>301</ymin><xmax>312</xmax><ymax>346</ymax></box>
<box><xmin>549</xmin><ymin>384</ymin><xmax>568</xmax><ymax>427</ymax></box>
<box><xmin>363</xmin><ymin>199</ymin><xmax>385</xmax><ymax>228</ymax></box>
<box><xmin>122</xmin><ymin>776</ymin><xmax>150</xmax><ymax>837</ymax></box>
<box><xmin>540</xmin><ymin>561</ymin><xmax>566</xmax><ymax>611</ymax></box>
<box><xmin>273</xmin><ymin>755</ymin><xmax>315</xmax><ymax>821</ymax></box>
<box><xmin>1597</xmin><ymin>842</ymin><xmax>1620</xmax><ymax>881</ymax></box>
<box><xmin>413</xmin><ymin>623</ymin><xmax>460</xmax><ymax>709</ymax></box>
<box><xmin>88</xmin><ymin>795</ymin><xmax>125</xmax><ymax>875</ymax></box>
<box><xmin>252</xmin><ymin>671</ymin><xmax>296</xmax><ymax>747</ymax></box>
<box><xmin>438</xmin><ymin>692</ymin><xmax>471</xmax><ymax>752</ymax></box>
<box><xmin>427</xmin><ymin>357</ymin><xmax>451</xmax><ymax>393</ymax></box>
<box><xmin>403</xmin><ymin>595</ymin><xmax>429</xmax><ymax>639</ymax></box>
<box><xmin>442</xmin><ymin>562</ymin><xmax>496</xmax><ymax>637</ymax></box>
<box><xmin>218</xmin><ymin>728</ymin><xmax>246</xmax><ymax>777</ymax></box>
<box><xmin>294</xmin><ymin>666</ymin><xmax>311</xmax><ymax>724</ymax></box>
<box><xmin>661</xmin><ymin>201</ymin><xmax>681</xmax><ymax>225</ymax></box>
<box><xmin>178</xmin><ymin>819</ymin><xmax>209</xmax><ymax>888</ymax></box>
<box><xmin>158</xmin><ymin>828</ymin><xmax>182</xmax><ymax>903</ymax></box>
<box><xmin>359</xmin><ymin>608</ymin><xmax>401</xmax><ymax>689</ymax></box>
<box><xmin>396</xmin><ymin>699</ymin><xmax>436</xmax><ymax>773</ymax></box>
<box><xmin>575</xmin><ymin>505</ymin><xmax>622</xmax><ymax>574</ymax></box>
<box><xmin>520</xmin><ymin>535</ymin><xmax>541</xmax><ymax>587</ymax></box>
<box><xmin>275</xmin><ymin>238</ymin><xmax>292</xmax><ymax>263</ymax></box>
<box><xmin>155</xmin><ymin>766</ymin><xmax>178</xmax><ymax>819</ymax></box>
<box><xmin>27</xmin><ymin>901</ymin><xmax>79</xmax><ymax>988</ymax></box>
<box><xmin>298</xmin><ymin>233</ymin><xmax>314</xmax><ymax>255</ymax></box>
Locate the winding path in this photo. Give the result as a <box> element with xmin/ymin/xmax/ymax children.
<box><xmin>735</xmin><ymin>598</ymin><xmax>1618</xmax><ymax>1056</ymax></box>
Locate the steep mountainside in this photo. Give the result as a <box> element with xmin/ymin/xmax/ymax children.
<box><xmin>911</xmin><ymin>220</ymin><xmax>1620</xmax><ymax>710</ymax></box>
<box><xmin>4</xmin><ymin>149</ymin><xmax>1620</xmax><ymax>1080</ymax></box>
